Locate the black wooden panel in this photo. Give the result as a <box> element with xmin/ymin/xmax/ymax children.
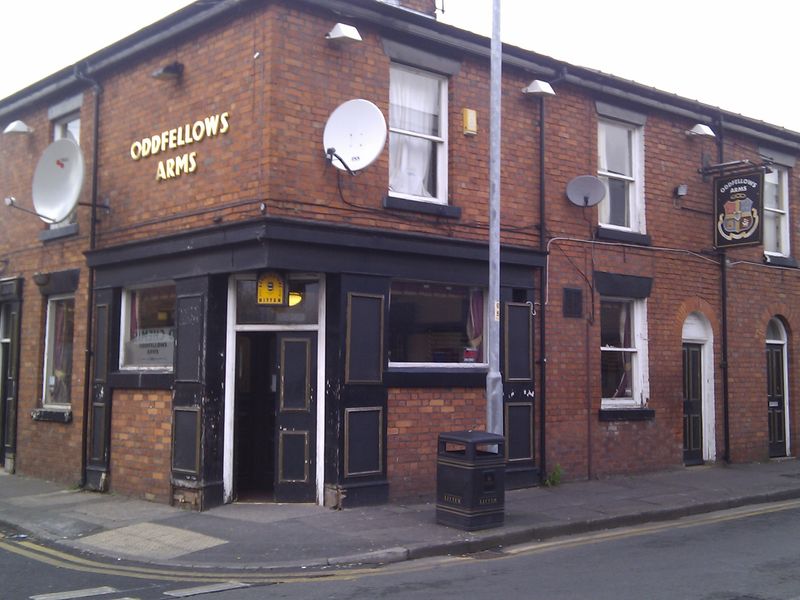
<box><xmin>173</xmin><ymin>407</ymin><xmax>200</xmax><ymax>473</ymax></box>
<box><xmin>506</xmin><ymin>402</ymin><xmax>533</xmax><ymax>462</ymax></box>
<box><xmin>176</xmin><ymin>295</ymin><xmax>204</xmax><ymax>382</ymax></box>
<box><xmin>563</xmin><ymin>288</ymin><xmax>583</xmax><ymax>319</ymax></box>
<box><xmin>94</xmin><ymin>304</ymin><xmax>108</xmax><ymax>382</ymax></box>
<box><xmin>346</xmin><ymin>293</ymin><xmax>384</xmax><ymax>384</ymax></box>
<box><xmin>90</xmin><ymin>404</ymin><xmax>105</xmax><ymax>462</ymax></box>
<box><xmin>279</xmin><ymin>431</ymin><xmax>308</xmax><ymax>482</ymax></box>
<box><xmin>281</xmin><ymin>339</ymin><xmax>309</xmax><ymax>411</ymax></box>
<box><xmin>504</xmin><ymin>303</ymin><xmax>533</xmax><ymax>381</ymax></box>
<box><xmin>345</xmin><ymin>407</ymin><xmax>383</xmax><ymax>477</ymax></box>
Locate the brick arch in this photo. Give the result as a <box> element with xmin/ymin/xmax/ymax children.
<box><xmin>756</xmin><ymin>304</ymin><xmax>800</xmax><ymax>346</ymax></box>
<box><xmin>673</xmin><ymin>297</ymin><xmax>720</xmax><ymax>342</ymax></box>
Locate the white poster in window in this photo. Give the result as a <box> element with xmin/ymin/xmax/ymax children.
<box><xmin>126</xmin><ymin>327</ymin><xmax>175</xmax><ymax>367</ymax></box>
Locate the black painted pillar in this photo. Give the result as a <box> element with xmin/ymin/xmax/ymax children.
<box><xmin>0</xmin><ymin>278</ymin><xmax>23</xmax><ymax>473</ymax></box>
<box><xmin>324</xmin><ymin>274</ymin><xmax>390</xmax><ymax>507</ymax></box>
<box><xmin>85</xmin><ymin>287</ymin><xmax>118</xmax><ymax>490</ymax></box>
<box><xmin>170</xmin><ymin>275</ymin><xmax>227</xmax><ymax>510</ymax></box>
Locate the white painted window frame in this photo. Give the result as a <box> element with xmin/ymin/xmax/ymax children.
<box><xmin>388</xmin><ymin>63</ymin><xmax>448</xmax><ymax>206</ymax></box>
<box><xmin>763</xmin><ymin>166</ymin><xmax>790</xmax><ymax>258</ymax></box>
<box><xmin>600</xmin><ymin>297</ymin><xmax>650</xmax><ymax>410</ymax></box>
<box><xmin>42</xmin><ymin>293</ymin><xmax>75</xmax><ymax>409</ymax></box>
<box><xmin>597</xmin><ymin>119</ymin><xmax>645</xmax><ymax>234</ymax></box>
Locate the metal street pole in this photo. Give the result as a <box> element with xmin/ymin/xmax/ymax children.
<box><xmin>486</xmin><ymin>0</ymin><xmax>503</xmax><ymax>435</ymax></box>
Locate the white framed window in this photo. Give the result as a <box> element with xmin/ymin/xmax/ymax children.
<box><xmin>600</xmin><ymin>297</ymin><xmax>649</xmax><ymax>409</ymax></box>
<box><xmin>54</xmin><ymin>113</ymin><xmax>80</xmax><ymax>145</ymax></box>
<box><xmin>764</xmin><ymin>166</ymin><xmax>790</xmax><ymax>257</ymax></box>
<box><xmin>42</xmin><ymin>295</ymin><xmax>75</xmax><ymax>407</ymax></box>
<box><xmin>120</xmin><ymin>284</ymin><xmax>176</xmax><ymax>370</ymax></box>
<box><xmin>388</xmin><ymin>64</ymin><xmax>448</xmax><ymax>205</ymax></box>
<box><xmin>598</xmin><ymin>119</ymin><xmax>645</xmax><ymax>233</ymax></box>
<box><xmin>388</xmin><ymin>281</ymin><xmax>486</xmax><ymax>367</ymax></box>
<box><xmin>49</xmin><ymin>113</ymin><xmax>81</xmax><ymax>230</ymax></box>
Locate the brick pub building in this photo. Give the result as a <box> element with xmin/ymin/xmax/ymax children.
<box><xmin>1</xmin><ymin>0</ymin><xmax>798</xmax><ymax>509</ymax></box>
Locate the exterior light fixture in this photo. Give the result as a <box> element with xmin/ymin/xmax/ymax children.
<box><xmin>686</xmin><ymin>123</ymin><xmax>715</xmax><ymax>138</ymax></box>
<box><xmin>151</xmin><ymin>61</ymin><xmax>184</xmax><ymax>80</ymax></box>
<box><xmin>288</xmin><ymin>291</ymin><xmax>303</xmax><ymax>307</ymax></box>
<box><xmin>521</xmin><ymin>80</ymin><xmax>555</xmax><ymax>96</ymax></box>
<box><xmin>325</xmin><ymin>23</ymin><xmax>362</xmax><ymax>43</ymax></box>
<box><xmin>3</xmin><ymin>120</ymin><xmax>34</xmax><ymax>135</ymax></box>
<box><xmin>674</xmin><ymin>184</ymin><xmax>689</xmax><ymax>198</ymax></box>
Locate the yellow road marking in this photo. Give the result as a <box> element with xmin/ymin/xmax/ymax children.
<box><xmin>2</xmin><ymin>499</ymin><xmax>798</xmax><ymax>585</ymax></box>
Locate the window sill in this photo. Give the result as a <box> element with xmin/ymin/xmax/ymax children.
<box><xmin>383</xmin><ymin>196</ymin><xmax>461</xmax><ymax>219</ymax></box>
<box><xmin>108</xmin><ymin>371</ymin><xmax>174</xmax><ymax>390</ymax></box>
<box><xmin>39</xmin><ymin>223</ymin><xmax>79</xmax><ymax>242</ymax></box>
<box><xmin>595</xmin><ymin>227</ymin><xmax>651</xmax><ymax>246</ymax></box>
<box><xmin>764</xmin><ymin>254</ymin><xmax>798</xmax><ymax>268</ymax></box>
<box><xmin>384</xmin><ymin>366</ymin><xmax>486</xmax><ymax>388</ymax></box>
<box><xmin>31</xmin><ymin>407</ymin><xmax>72</xmax><ymax>423</ymax></box>
<box><xmin>598</xmin><ymin>408</ymin><xmax>655</xmax><ymax>422</ymax></box>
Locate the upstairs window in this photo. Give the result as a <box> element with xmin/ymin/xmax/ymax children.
<box><xmin>54</xmin><ymin>114</ymin><xmax>80</xmax><ymax>145</ymax></box>
<box><xmin>389</xmin><ymin>64</ymin><xmax>448</xmax><ymax>204</ymax></box>
<box><xmin>764</xmin><ymin>166</ymin><xmax>790</xmax><ymax>257</ymax></box>
<box><xmin>389</xmin><ymin>281</ymin><xmax>484</xmax><ymax>366</ymax></box>
<box><xmin>598</xmin><ymin>119</ymin><xmax>644</xmax><ymax>233</ymax></box>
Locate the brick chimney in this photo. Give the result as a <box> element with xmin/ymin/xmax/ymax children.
<box><xmin>377</xmin><ymin>0</ymin><xmax>437</xmax><ymax>18</ymax></box>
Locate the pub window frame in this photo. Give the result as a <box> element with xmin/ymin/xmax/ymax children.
<box><xmin>119</xmin><ymin>282</ymin><xmax>177</xmax><ymax>372</ymax></box>
<box><xmin>387</xmin><ymin>280</ymin><xmax>487</xmax><ymax>369</ymax></box>
<box><xmin>763</xmin><ymin>166</ymin><xmax>790</xmax><ymax>258</ymax></box>
<box><xmin>597</xmin><ymin>118</ymin><xmax>645</xmax><ymax>234</ymax></box>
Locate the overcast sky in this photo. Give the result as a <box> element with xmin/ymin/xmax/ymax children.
<box><xmin>2</xmin><ymin>1</ymin><xmax>798</xmax><ymax>133</ymax></box>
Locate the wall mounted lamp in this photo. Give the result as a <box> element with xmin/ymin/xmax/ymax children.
<box><xmin>325</xmin><ymin>23</ymin><xmax>362</xmax><ymax>43</ymax></box>
<box><xmin>521</xmin><ymin>80</ymin><xmax>555</xmax><ymax>96</ymax></box>
<box><xmin>674</xmin><ymin>183</ymin><xmax>689</xmax><ymax>198</ymax></box>
<box><xmin>686</xmin><ymin>123</ymin><xmax>715</xmax><ymax>138</ymax></box>
<box><xmin>151</xmin><ymin>61</ymin><xmax>184</xmax><ymax>80</ymax></box>
<box><xmin>3</xmin><ymin>120</ymin><xmax>34</xmax><ymax>135</ymax></box>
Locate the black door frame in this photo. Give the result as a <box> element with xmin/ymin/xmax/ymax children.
<box><xmin>767</xmin><ymin>342</ymin><xmax>787</xmax><ymax>458</ymax></box>
<box><xmin>683</xmin><ymin>342</ymin><xmax>704</xmax><ymax>465</ymax></box>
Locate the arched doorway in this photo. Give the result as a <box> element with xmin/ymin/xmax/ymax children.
<box><xmin>682</xmin><ymin>313</ymin><xmax>716</xmax><ymax>464</ymax></box>
<box><xmin>766</xmin><ymin>318</ymin><xmax>790</xmax><ymax>458</ymax></box>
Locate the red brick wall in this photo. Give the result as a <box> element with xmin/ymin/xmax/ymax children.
<box><xmin>387</xmin><ymin>387</ymin><xmax>485</xmax><ymax>500</ymax></box>
<box><xmin>109</xmin><ymin>389</ymin><xmax>172</xmax><ymax>503</ymax></box>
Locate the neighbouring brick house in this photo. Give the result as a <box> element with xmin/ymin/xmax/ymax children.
<box><xmin>0</xmin><ymin>0</ymin><xmax>798</xmax><ymax>510</ymax></box>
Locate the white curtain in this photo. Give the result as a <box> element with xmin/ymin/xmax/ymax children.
<box><xmin>389</xmin><ymin>67</ymin><xmax>439</xmax><ymax>198</ymax></box>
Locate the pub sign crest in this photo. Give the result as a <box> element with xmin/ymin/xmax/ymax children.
<box><xmin>714</xmin><ymin>172</ymin><xmax>763</xmax><ymax>248</ymax></box>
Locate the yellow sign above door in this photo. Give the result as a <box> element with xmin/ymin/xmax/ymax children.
<box><xmin>257</xmin><ymin>272</ymin><xmax>286</xmax><ymax>305</ymax></box>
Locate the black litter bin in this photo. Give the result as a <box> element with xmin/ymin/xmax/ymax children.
<box><xmin>436</xmin><ymin>430</ymin><xmax>505</xmax><ymax>531</ymax></box>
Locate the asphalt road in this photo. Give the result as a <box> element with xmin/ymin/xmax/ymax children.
<box><xmin>4</xmin><ymin>501</ymin><xmax>800</xmax><ymax>599</ymax></box>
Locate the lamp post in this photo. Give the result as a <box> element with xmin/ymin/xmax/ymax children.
<box><xmin>487</xmin><ymin>0</ymin><xmax>503</xmax><ymax>435</ymax></box>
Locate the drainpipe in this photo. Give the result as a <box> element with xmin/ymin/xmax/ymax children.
<box><xmin>537</xmin><ymin>92</ymin><xmax>547</xmax><ymax>479</ymax></box>
<box><xmin>716</xmin><ymin>113</ymin><xmax>731</xmax><ymax>463</ymax></box>
<box><xmin>75</xmin><ymin>64</ymin><xmax>101</xmax><ymax>487</ymax></box>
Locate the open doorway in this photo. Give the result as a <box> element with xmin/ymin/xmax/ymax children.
<box><xmin>233</xmin><ymin>330</ymin><xmax>318</xmax><ymax>503</ymax></box>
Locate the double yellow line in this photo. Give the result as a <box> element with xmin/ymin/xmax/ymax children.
<box><xmin>3</xmin><ymin>499</ymin><xmax>799</xmax><ymax>585</ymax></box>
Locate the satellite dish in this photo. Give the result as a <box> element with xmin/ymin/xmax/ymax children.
<box><xmin>32</xmin><ymin>139</ymin><xmax>85</xmax><ymax>223</ymax></box>
<box><xmin>323</xmin><ymin>99</ymin><xmax>386</xmax><ymax>173</ymax></box>
<box><xmin>566</xmin><ymin>175</ymin><xmax>606</xmax><ymax>208</ymax></box>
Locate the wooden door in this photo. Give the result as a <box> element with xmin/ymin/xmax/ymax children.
<box><xmin>683</xmin><ymin>343</ymin><xmax>703</xmax><ymax>465</ymax></box>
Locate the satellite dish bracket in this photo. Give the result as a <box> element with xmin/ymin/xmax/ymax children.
<box><xmin>325</xmin><ymin>147</ymin><xmax>356</xmax><ymax>176</ymax></box>
<box><xmin>4</xmin><ymin>197</ymin><xmax>57</xmax><ymax>223</ymax></box>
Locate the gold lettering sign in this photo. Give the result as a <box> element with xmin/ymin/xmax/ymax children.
<box><xmin>257</xmin><ymin>272</ymin><xmax>286</xmax><ymax>305</ymax></box>
<box><xmin>128</xmin><ymin>111</ymin><xmax>230</xmax><ymax>182</ymax></box>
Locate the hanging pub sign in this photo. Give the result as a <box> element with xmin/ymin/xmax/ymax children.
<box><xmin>714</xmin><ymin>172</ymin><xmax>764</xmax><ymax>248</ymax></box>
<box><xmin>257</xmin><ymin>272</ymin><xmax>286</xmax><ymax>305</ymax></box>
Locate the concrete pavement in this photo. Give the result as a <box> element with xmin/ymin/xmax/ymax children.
<box><xmin>2</xmin><ymin>460</ymin><xmax>800</xmax><ymax>570</ymax></box>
